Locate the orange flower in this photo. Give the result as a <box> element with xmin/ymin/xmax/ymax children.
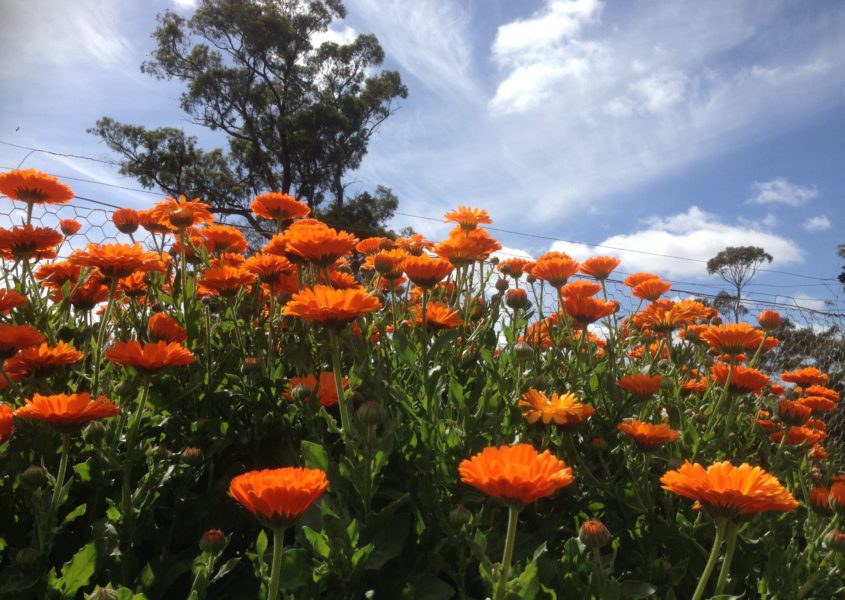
<box><xmin>530</xmin><ymin>252</ymin><xmax>580</xmax><ymax>288</ymax></box>
<box><xmin>0</xmin><ymin>324</ymin><xmax>45</xmax><ymax>359</ymax></box>
<box><xmin>198</xmin><ymin>265</ymin><xmax>257</xmax><ymax>297</ymax></box>
<box><xmin>700</xmin><ymin>323</ymin><xmax>764</xmax><ymax>356</ymax></box>
<box><xmin>147</xmin><ymin>313</ymin><xmax>187</xmax><ymax>344</ymax></box>
<box><xmin>681</xmin><ymin>377</ymin><xmax>709</xmax><ymax>395</ymax></box>
<box><xmin>623</xmin><ymin>272</ymin><xmax>660</xmax><ymax>287</ymax></box>
<box><xmin>0</xmin><ymin>288</ymin><xmax>27</xmax><ymax>314</ymax></box>
<box><xmin>660</xmin><ymin>460</ymin><xmax>798</xmax><ymax>520</ymax></box>
<box><xmin>633</xmin><ymin>299</ymin><xmax>710</xmax><ymax>333</ymax></box>
<box><xmin>617</xmin><ymin>419</ymin><xmax>680</xmax><ymax>448</ymax></box>
<box><xmin>444</xmin><ymin>205</ymin><xmax>492</xmax><ymax>230</ymax></box>
<box><xmin>757</xmin><ymin>310</ymin><xmax>780</xmax><ymax>330</ymax></box>
<box><xmin>459</xmin><ymin>444</ymin><xmax>575</xmax><ymax>505</ymax></box>
<box><xmin>563</xmin><ymin>295</ymin><xmax>618</xmax><ymax>325</ymax></box>
<box><xmin>251</xmin><ymin>192</ymin><xmax>311</xmax><ymax>222</ymax></box>
<box><xmin>0</xmin><ymin>225</ymin><xmax>63</xmax><ymax>261</ymax></box>
<box><xmin>105</xmin><ymin>340</ymin><xmax>195</xmax><ymax>373</ymax></box>
<box><xmin>138</xmin><ymin>209</ymin><xmax>171</xmax><ymax>234</ymax></box>
<box><xmin>15</xmin><ymin>392</ymin><xmax>119</xmax><ymax>431</ymax></box>
<box><xmin>244</xmin><ymin>253</ymin><xmax>295</xmax><ymax>283</ymax></box>
<box><xmin>229</xmin><ymin>467</ymin><xmax>328</xmax><ymax>529</ymax></box>
<box><xmin>371</xmin><ymin>249</ymin><xmax>408</xmax><ymax>279</ymax></box>
<box><xmin>118</xmin><ymin>272</ymin><xmax>148</xmax><ymax>298</ymax></box>
<box><xmin>285</xmin><ymin>373</ymin><xmax>348</xmax><ymax>407</ymax></box>
<box><xmin>284</xmin><ymin>225</ymin><xmax>358</xmax><ymax>267</ymax></box>
<box><xmin>798</xmin><ymin>396</ymin><xmax>837</xmax><ymax>413</ymax></box>
<box><xmin>149</xmin><ymin>195</ymin><xmax>214</xmax><ymax>230</ymax></box>
<box><xmin>394</xmin><ymin>233</ymin><xmax>434</xmax><ymax>255</ymax></box>
<box><xmin>355</xmin><ymin>236</ymin><xmax>392</xmax><ymax>255</ymax></box>
<box><xmin>561</xmin><ymin>281</ymin><xmax>602</xmax><ymax>298</ymax></box>
<box><xmin>518</xmin><ymin>389</ymin><xmax>595</xmax><ymax>427</ymax></box>
<box><xmin>830</xmin><ymin>482</ymin><xmax>845</xmax><ymax>514</ymax></box>
<box><xmin>283</xmin><ymin>285</ymin><xmax>380</xmax><ymax>328</ymax></box>
<box><xmin>59</xmin><ymin>219</ymin><xmax>81</xmax><ymax>236</ymax></box>
<box><xmin>200</xmin><ymin>224</ymin><xmax>248</xmax><ymax>254</ymax></box>
<box><xmin>617</xmin><ymin>373</ymin><xmax>663</xmax><ymax>397</ymax></box>
<box><xmin>403</xmin><ymin>255</ymin><xmax>453</xmax><ymax>289</ymax></box>
<box><xmin>112</xmin><ymin>208</ymin><xmax>140</xmax><ymax>234</ymax></box>
<box><xmin>326</xmin><ymin>270</ymin><xmax>359</xmax><ymax>290</ymax></box>
<box><xmin>781</xmin><ymin>367</ymin><xmax>829</xmax><ymax>386</ymax></box>
<box><xmin>414</xmin><ymin>302</ymin><xmax>463</xmax><ymax>330</ymax></box>
<box><xmin>0</xmin><ymin>169</ymin><xmax>73</xmax><ymax>205</ymax></box>
<box><xmin>803</xmin><ymin>385</ymin><xmax>840</xmax><ymax>403</ymax></box>
<box><xmin>58</xmin><ymin>277</ymin><xmax>110</xmax><ymax>311</ymax></box>
<box><xmin>809</xmin><ymin>487</ymin><xmax>833</xmax><ymax>515</ymax></box>
<box><xmin>35</xmin><ymin>260</ymin><xmax>85</xmax><ymax>290</ymax></box>
<box><xmin>434</xmin><ymin>229</ymin><xmax>501</xmax><ymax>266</ymax></box>
<box><xmin>710</xmin><ymin>363</ymin><xmax>770</xmax><ymax>394</ymax></box>
<box><xmin>4</xmin><ymin>341</ymin><xmax>83</xmax><ymax>379</ymax></box>
<box><xmin>769</xmin><ymin>426</ymin><xmax>827</xmax><ymax>447</ymax></box>
<box><xmin>0</xmin><ymin>404</ymin><xmax>12</xmax><ymax>442</ymax></box>
<box><xmin>70</xmin><ymin>243</ymin><xmax>164</xmax><ymax>280</ymax></box>
<box><xmin>777</xmin><ymin>399</ymin><xmax>812</xmax><ymax>425</ymax></box>
<box><xmin>580</xmin><ymin>256</ymin><xmax>621</xmax><ymax>280</ymax></box>
<box><xmin>498</xmin><ymin>258</ymin><xmax>533</xmax><ymax>279</ymax></box>
<box><xmin>631</xmin><ymin>278</ymin><xmax>672</xmax><ymax>301</ymax></box>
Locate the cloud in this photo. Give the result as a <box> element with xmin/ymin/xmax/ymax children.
<box><xmin>802</xmin><ymin>215</ymin><xmax>831</xmax><ymax>232</ymax></box>
<box><xmin>172</xmin><ymin>0</ymin><xmax>199</xmax><ymax>8</ymax></box>
<box><xmin>748</xmin><ymin>178</ymin><xmax>819</xmax><ymax>206</ymax></box>
<box><xmin>549</xmin><ymin>206</ymin><xmax>803</xmax><ymax>279</ymax></box>
<box><xmin>311</xmin><ymin>25</ymin><xmax>358</xmax><ymax>47</ymax></box>
<box><xmin>774</xmin><ymin>294</ymin><xmax>828</xmax><ymax>313</ymax></box>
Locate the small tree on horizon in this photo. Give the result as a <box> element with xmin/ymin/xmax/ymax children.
<box><xmin>706</xmin><ymin>246</ymin><xmax>773</xmax><ymax>322</ymax></box>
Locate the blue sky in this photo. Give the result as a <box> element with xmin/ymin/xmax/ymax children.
<box><xmin>1</xmin><ymin>0</ymin><xmax>843</xmax><ymax>313</ymax></box>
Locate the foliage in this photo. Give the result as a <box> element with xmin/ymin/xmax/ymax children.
<box><xmin>707</xmin><ymin>246</ymin><xmax>773</xmax><ymax>323</ymax></box>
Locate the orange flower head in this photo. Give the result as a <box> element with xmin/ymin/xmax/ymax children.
<box><xmin>580</xmin><ymin>518</ymin><xmax>611</xmax><ymax>548</ymax></box>
<box><xmin>200</xmin><ymin>224</ymin><xmax>248</xmax><ymax>254</ymax></box>
<box><xmin>229</xmin><ymin>467</ymin><xmax>328</xmax><ymax>529</ymax></box>
<box><xmin>623</xmin><ymin>272</ymin><xmax>660</xmax><ymax>287</ymax></box>
<box><xmin>60</xmin><ymin>219</ymin><xmax>82</xmax><ymax>236</ymax></box>
<box><xmin>251</xmin><ymin>192</ymin><xmax>311</xmax><ymax>222</ymax></box>
<box><xmin>498</xmin><ymin>257</ymin><xmax>533</xmax><ymax>280</ymax></box>
<box><xmin>781</xmin><ymin>367</ymin><xmax>829</xmax><ymax>387</ymax></box>
<box><xmin>0</xmin><ymin>169</ymin><xmax>73</xmax><ymax>205</ymax></box>
<box><xmin>4</xmin><ymin>341</ymin><xmax>83</xmax><ymax>379</ymax></box>
<box><xmin>244</xmin><ymin>253</ymin><xmax>295</xmax><ymax>283</ymax></box>
<box><xmin>798</xmin><ymin>396</ymin><xmax>837</xmax><ymax>413</ymax></box>
<box><xmin>518</xmin><ymin>389</ymin><xmax>595</xmax><ymax>428</ymax></box>
<box><xmin>778</xmin><ymin>399</ymin><xmax>812</xmax><ymax>426</ymax></box>
<box><xmin>561</xmin><ymin>280</ymin><xmax>602</xmax><ymax>298</ymax></box>
<box><xmin>105</xmin><ymin>340</ymin><xmax>195</xmax><ymax>374</ymax></box>
<box><xmin>326</xmin><ymin>269</ymin><xmax>359</xmax><ymax>290</ymax></box>
<box><xmin>138</xmin><ymin>209</ymin><xmax>171</xmax><ymax>235</ymax></box>
<box><xmin>531</xmin><ymin>252</ymin><xmax>580</xmax><ymax>288</ymax></box>
<box><xmin>414</xmin><ymin>302</ymin><xmax>463</xmax><ymax>331</ymax></box>
<box><xmin>769</xmin><ymin>426</ymin><xmax>828</xmax><ymax>447</ymax></box>
<box><xmin>283</xmin><ymin>285</ymin><xmax>381</xmax><ymax>328</ymax></box>
<box><xmin>149</xmin><ymin>195</ymin><xmax>214</xmax><ymax>230</ymax></box>
<box><xmin>0</xmin><ymin>404</ymin><xmax>12</xmax><ymax>443</ymax></box>
<box><xmin>617</xmin><ymin>419</ymin><xmax>680</xmax><ymax>449</ymax></box>
<box><xmin>809</xmin><ymin>487</ymin><xmax>833</xmax><ymax>515</ymax></box>
<box><xmin>112</xmin><ymin>208</ymin><xmax>140</xmax><ymax>234</ymax></box>
<box><xmin>681</xmin><ymin>377</ymin><xmax>709</xmax><ymax>395</ymax></box>
<box><xmin>758</xmin><ymin>310</ymin><xmax>781</xmax><ymax>330</ymax></box>
<box><xmin>803</xmin><ymin>385</ymin><xmax>840</xmax><ymax>403</ymax></box>
<box><xmin>285</xmin><ymin>373</ymin><xmax>348</xmax><ymax>407</ymax></box>
<box><xmin>809</xmin><ymin>445</ymin><xmax>828</xmax><ymax>462</ymax></box>
<box><xmin>15</xmin><ymin>392</ymin><xmax>119</xmax><ymax>432</ymax></box>
<box><xmin>444</xmin><ymin>205</ymin><xmax>492</xmax><ymax>230</ymax></box>
<box><xmin>394</xmin><ymin>233</ymin><xmax>434</xmax><ymax>256</ymax></box>
<box><xmin>660</xmin><ymin>460</ymin><xmax>798</xmax><ymax>520</ymax></box>
<box><xmin>0</xmin><ymin>288</ymin><xmax>27</xmax><ymax>314</ymax></box>
<box><xmin>563</xmin><ymin>295</ymin><xmax>618</xmax><ymax>326</ymax></box>
<box><xmin>403</xmin><ymin>255</ymin><xmax>453</xmax><ymax>289</ymax></box>
<box><xmin>633</xmin><ymin>299</ymin><xmax>710</xmax><ymax>333</ymax></box>
<box><xmin>57</xmin><ymin>277</ymin><xmax>109</xmax><ymax>311</ymax></box>
<box><xmin>70</xmin><ymin>243</ymin><xmax>164</xmax><ymax>280</ymax></box>
<box><xmin>198</xmin><ymin>265</ymin><xmax>257</xmax><ymax>297</ymax></box>
<box><xmin>372</xmin><ymin>249</ymin><xmax>408</xmax><ymax>279</ymax></box>
<box><xmin>631</xmin><ymin>278</ymin><xmax>672</xmax><ymax>301</ymax></box>
<box><xmin>147</xmin><ymin>313</ymin><xmax>187</xmax><ymax>344</ymax></box>
<box><xmin>459</xmin><ymin>445</ymin><xmax>574</xmax><ymax>506</ymax></box>
<box><xmin>580</xmin><ymin>256</ymin><xmax>621</xmax><ymax>281</ymax></box>
<box><xmin>356</xmin><ymin>236</ymin><xmax>393</xmax><ymax>255</ymax></box>
<box><xmin>710</xmin><ymin>363</ymin><xmax>770</xmax><ymax>395</ymax></box>
<box><xmin>700</xmin><ymin>323</ymin><xmax>764</xmax><ymax>356</ymax></box>
<box><xmin>118</xmin><ymin>272</ymin><xmax>148</xmax><ymax>298</ymax></box>
<box><xmin>434</xmin><ymin>229</ymin><xmax>501</xmax><ymax>266</ymax></box>
<box><xmin>0</xmin><ymin>324</ymin><xmax>45</xmax><ymax>359</ymax></box>
<box><xmin>617</xmin><ymin>373</ymin><xmax>663</xmax><ymax>397</ymax></box>
<box><xmin>0</xmin><ymin>225</ymin><xmax>63</xmax><ymax>261</ymax></box>
<box><xmin>284</xmin><ymin>225</ymin><xmax>358</xmax><ymax>267</ymax></box>
<box><xmin>830</xmin><ymin>482</ymin><xmax>845</xmax><ymax>515</ymax></box>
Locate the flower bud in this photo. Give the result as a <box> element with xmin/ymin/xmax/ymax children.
<box><xmin>181</xmin><ymin>446</ymin><xmax>204</xmax><ymax>467</ymax></box>
<box><xmin>449</xmin><ymin>504</ymin><xmax>472</xmax><ymax>527</ymax></box>
<box><xmin>579</xmin><ymin>519</ymin><xmax>610</xmax><ymax>549</ymax></box>
<box><xmin>526</xmin><ymin>275</ymin><xmax>537</xmax><ymax>285</ymax></box>
<box><xmin>290</xmin><ymin>384</ymin><xmax>311</xmax><ymax>403</ymax></box>
<box><xmin>489</xmin><ymin>256</ymin><xmax>500</xmax><ymax>266</ymax></box>
<box><xmin>169</xmin><ymin>208</ymin><xmax>195</xmax><ymax>229</ymax></box>
<box><xmin>590</xmin><ymin>436</ymin><xmax>608</xmax><ymax>451</ymax></box>
<box><xmin>505</xmin><ymin>288</ymin><xmax>530</xmax><ymax>310</ymax></box>
<box><xmin>199</xmin><ymin>529</ymin><xmax>227</xmax><ymax>555</ymax></box>
<box><xmin>514</xmin><ymin>341</ymin><xmax>533</xmax><ymax>363</ymax></box>
<box><xmin>495</xmin><ymin>278</ymin><xmax>510</xmax><ymax>292</ymax></box>
<box><xmin>825</xmin><ymin>529</ymin><xmax>845</xmax><ymax>553</ymax></box>
<box><xmin>356</xmin><ymin>401</ymin><xmax>388</xmax><ymax>427</ymax></box>
<box><xmin>22</xmin><ymin>464</ymin><xmax>47</xmax><ymax>488</ymax></box>
<box><xmin>84</xmin><ymin>421</ymin><xmax>106</xmax><ymax>444</ymax></box>
<box><xmin>758</xmin><ymin>310</ymin><xmax>781</xmax><ymax>331</ymax></box>
<box><xmin>242</xmin><ymin>357</ymin><xmax>260</xmax><ymax>373</ymax></box>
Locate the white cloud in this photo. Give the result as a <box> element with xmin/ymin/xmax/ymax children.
<box><xmin>802</xmin><ymin>215</ymin><xmax>831</xmax><ymax>232</ymax></box>
<box><xmin>748</xmin><ymin>178</ymin><xmax>818</xmax><ymax>206</ymax></box>
<box><xmin>172</xmin><ymin>0</ymin><xmax>199</xmax><ymax>8</ymax></box>
<box><xmin>312</xmin><ymin>25</ymin><xmax>358</xmax><ymax>47</ymax></box>
<box><xmin>629</xmin><ymin>68</ymin><xmax>688</xmax><ymax>113</ymax></box>
<box><xmin>548</xmin><ymin>206</ymin><xmax>803</xmax><ymax>279</ymax></box>
<box><xmin>774</xmin><ymin>294</ymin><xmax>828</xmax><ymax>313</ymax></box>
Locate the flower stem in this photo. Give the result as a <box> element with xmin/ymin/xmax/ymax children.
<box><xmin>92</xmin><ymin>280</ymin><xmax>118</xmax><ymax>394</ymax></box>
<box><xmin>494</xmin><ymin>505</ymin><xmax>520</xmax><ymax>600</ymax></box>
<box><xmin>691</xmin><ymin>517</ymin><xmax>727</xmax><ymax>600</ymax></box>
<box><xmin>268</xmin><ymin>527</ymin><xmax>285</xmax><ymax>600</ymax></box>
<box><xmin>714</xmin><ymin>521</ymin><xmax>739</xmax><ymax>595</ymax></box>
<box><xmin>45</xmin><ymin>433</ymin><xmax>71</xmax><ymax>540</ymax></box>
<box><xmin>329</xmin><ymin>330</ymin><xmax>351</xmax><ymax>436</ymax></box>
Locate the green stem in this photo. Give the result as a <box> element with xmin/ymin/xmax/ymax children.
<box><xmin>705</xmin><ymin>358</ymin><xmax>735</xmax><ymax>436</ymax></box>
<box><xmin>45</xmin><ymin>433</ymin><xmax>71</xmax><ymax>540</ymax></box>
<box><xmin>691</xmin><ymin>518</ymin><xmax>727</xmax><ymax>600</ymax></box>
<box><xmin>494</xmin><ymin>505</ymin><xmax>520</xmax><ymax>600</ymax></box>
<box><xmin>591</xmin><ymin>545</ymin><xmax>606</xmax><ymax>590</ymax></box>
<box><xmin>329</xmin><ymin>330</ymin><xmax>351</xmax><ymax>436</ymax></box>
<box><xmin>267</xmin><ymin>527</ymin><xmax>285</xmax><ymax>600</ymax></box>
<box><xmin>92</xmin><ymin>280</ymin><xmax>118</xmax><ymax>394</ymax></box>
<box><xmin>714</xmin><ymin>521</ymin><xmax>739</xmax><ymax>595</ymax></box>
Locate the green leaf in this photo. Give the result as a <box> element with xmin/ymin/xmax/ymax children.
<box><xmin>401</xmin><ymin>574</ymin><xmax>456</xmax><ymax>600</ymax></box>
<box><xmin>619</xmin><ymin>580</ymin><xmax>657</xmax><ymax>598</ymax></box>
<box><xmin>56</xmin><ymin>542</ymin><xmax>96</xmax><ymax>597</ymax></box>
<box><xmin>72</xmin><ymin>460</ymin><xmax>91</xmax><ymax>482</ymax></box>
<box><xmin>301</xmin><ymin>440</ymin><xmax>329</xmax><ymax>471</ymax></box>
<box><xmin>255</xmin><ymin>530</ymin><xmax>268</xmax><ymax>558</ymax></box>
<box><xmin>62</xmin><ymin>504</ymin><xmax>87</xmax><ymax>526</ymax></box>
<box><xmin>211</xmin><ymin>558</ymin><xmax>241</xmax><ymax>583</ymax></box>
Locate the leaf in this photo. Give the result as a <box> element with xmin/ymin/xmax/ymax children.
<box><xmin>62</xmin><ymin>504</ymin><xmax>87</xmax><ymax>526</ymax></box>
<box><xmin>401</xmin><ymin>574</ymin><xmax>456</xmax><ymax>600</ymax></box>
<box><xmin>301</xmin><ymin>440</ymin><xmax>329</xmax><ymax>471</ymax></box>
<box><xmin>515</xmin><ymin>560</ymin><xmax>540</xmax><ymax>600</ymax></box>
<box><xmin>619</xmin><ymin>580</ymin><xmax>657</xmax><ymax>598</ymax></box>
<box><xmin>255</xmin><ymin>530</ymin><xmax>268</xmax><ymax>558</ymax></box>
<box><xmin>56</xmin><ymin>542</ymin><xmax>96</xmax><ymax>597</ymax></box>
<box><xmin>279</xmin><ymin>548</ymin><xmax>310</xmax><ymax>591</ymax></box>
<box><xmin>211</xmin><ymin>557</ymin><xmax>241</xmax><ymax>583</ymax></box>
<box><xmin>365</xmin><ymin>513</ymin><xmax>410</xmax><ymax>570</ymax></box>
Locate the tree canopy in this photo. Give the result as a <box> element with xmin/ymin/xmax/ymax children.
<box><xmin>90</xmin><ymin>0</ymin><xmax>407</xmax><ymax>236</ymax></box>
<box><xmin>706</xmin><ymin>246</ymin><xmax>773</xmax><ymax>322</ymax></box>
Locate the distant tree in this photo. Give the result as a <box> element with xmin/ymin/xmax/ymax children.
<box><xmin>706</xmin><ymin>246</ymin><xmax>773</xmax><ymax>322</ymax></box>
<box><xmin>90</xmin><ymin>0</ymin><xmax>407</xmax><ymax>236</ymax></box>
<box><xmin>838</xmin><ymin>244</ymin><xmax>845</xmax><ymax>287</ymax></box>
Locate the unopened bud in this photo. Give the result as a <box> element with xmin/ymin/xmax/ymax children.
<box><xmin>22</xmin><ymin>464</ymin><xmax>47</xmax><ymax>488</ymax></box>
<box><xmin>449</xmin><ymin>504</ymin><xmax>472</xmax><ymax>527</ymax></box>
<box><xmin>199</xmin><ymin>529</ymin><xmax>227</xmax><ymax>555</ymax></box>
<box><xmin>495</xmin><ymin>278</ymin><xmax>510</xmax><ymax>292</ymax></box>
<box><xmin>825</xmin><ymin>529</ymin><xmax>845</xmax><ymax>553</ymax></box>
<box><xmin>579</xmin><ymin>519</ymin><xmax>610</xmax><ymax>549</ymax></box>
<box><xmin>514</xmin><ymin>341</ymin><xmax>533</xmax><ymax>363</ymax></box>
<box><xmin>356</xmin><ymin>401</ymin><xmax>388</xmax><ymax>427</ymax></box>
<box><xmin>181</xmin><ymin>447</ymin><xmax>204</xmax><ymax>467</ymax></box>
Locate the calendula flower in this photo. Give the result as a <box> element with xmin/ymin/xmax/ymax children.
<box><xmin>0</xmin><ymin>169</ymin><xmax>73</xmax><ymax>205</ymax></box>
<box><xmin>631</xmin><ymin>278</ymin><xmax>672</xmax><ymax>301</ymax></box>
<box><xmin>563</xmin><ymin>295</ymin><xmax>618</xmax><ymax>325</ymax></box>
<box><xmin>149</xmin><ymin>195</ymin><xmax>214</xmax><ymax>230</ymax></box>
<box><xmin>112</xmin><ymin>208</ymin><xmax>140</xmax><ymax>234</ymax></box>
<box><xmin>147</xmin><ymin>313</ymin><xmax>187</xmax><ymax>344</ymax></box>
<box><xmin>434</xmin><ymin>229</ymin><xmax>501</xmax><ymax>266</ymax></box>
<box><xmin>138</xmin><ymin>209</ymin><xmax>172</xmax><ymax>235</ymax></box>
<box><xmin>371</xmin><ymin>249</ymin><xmax>408</xmax><ymax>279</ymax></box>
<box><xmin>498</xmin><ymin>258</ymin><xmax>533</xmax><ymax>279</ymax></box>
<box><xmin>229</xmin><ymin>467</ymin><xmax>328</xmax><ymax>529</ymax></box>
<box><xmin>798</xmin><ymin>396</ymin><xmax>837</xmax><ymax>413</ymax></box>
<box><xmin>394</xmin><ymin>233</ymin><xmax>434</xmax><ymax>255</ymax></box>
<box><xmin>198</xmin><ymin>265</ymin><xmax>257</xmax><ymax>297</ymax></box>
<box><xmin>251</xmin><ymin>192</ymin><xmax>311</xmax><ymax>223</ymax></box>
<box><xmin>830</xmin><ymin>482</ymin><xmax>845</xmax><ymax>514</ymax></box>
<box><xmin>118</xmin><ymin>272</ymin><xmax>148</xmax><ymax>298</ymax></box>
<box><xmin>15</xmin><ymin>392</ymin><xmax>119</xmax><ymax>432</ymax></box>
<box><xmin>283</xmin><ymin>285</ymin><xmax>381</xmax><ymax>328</ymax></box>
<box><xmin>4</xmin><ymin>341</ymin><xmax>84</xmax><ymax>379</ymax></box>
<box><xmin>70</xmin><ymin>243</ymin><xmax>164</xmax><ymax>280</ymax></box>
<box><xmin>200</xmin><ymin>224</ymin><xmax>248</xmax><ymax>254</ymax></box>
<box><xmin>443</xmin><ymin>205</ymin><xmax>492</xmax><ymax>230</ymax></box>
<box><xmin>105</xmin><ymin>340</ymin><xmax>195</xmax><ymax>374</ymax></box>
<box><xmin>285</xmin><ymin>373</ymin><xmax>348</xmax><ymax>407</ymax></box>
<box><xmin>0</xmin><ymin>288</ymin><xmax>27</xmax><ymax>314</ymax></box>
<box><xmin>0</xmin><ymin>225</ymin><xmax>63</xmax><ymax>261</ymax></box>
<box><xmin>757</xmin><ymin>310</ymin><xmax>781</xmax><ymax>330</ymax></box>
<box><xmin>59</xmin><ymin>219</ymin><xmax>81</xmax><ymax>236</ymax></box>
<box><xmin>0</xmin><ymin>404</ymin><xmax>13</xmax><ymax>443</ymax></box>
<box><xmin>660</xmin><ymin>460</ymin><xmax>798</xmax><ymax>520</ymax></box>
<box><xmin>284</xmin><ymin>225</ymin><xmax>358</xmax><ymax>267</ymax></box>
<box><xmin>623</xmin><ymin>272</ymin><xmax>660</xmax><ymax>287</ymax></box>
<box><xmin>580</xmin><ymin>256</ymin><xmax>621</xmax><ymax>280</ymax></box>
<box><xmin>560</xmin><ymin>281</ymin><xmax>601</xmax><ymax>299</ymax></box>
<box><xmin>681</xmin><ymin>377</ymin><xmax>709</xmax><ymax>395</ymax></box>
<box><xmin>617</xmin><ymin>373</ymin><xmax>663</xmax><ymax>397</ymax></box>
<box><xmin>803</xmin><ymin>385</ymin><xmax>839</xmax><ymax>403</ymax></box>
<box><xmin>777</xmin><ymin>399</ymin><xmax>812</xmax><ymax>426</ymax></box>
<box><xmin>518</xmin><ymin>389</ymin><xmax>595</xmax><ymax>427</ymax></box>
<box><xmin>633</xmin><ymin>299</ymin><xmax>710</xmax><ymax>333</ymax></box>
<box><xmin>530</xmin><ymin>252</ymin><xmax>580</xmax><ymax>288</ymax></box>
<box><xmin>710</xmin><ymin>364</ymin><xmax>770</xmax><ymax>394</ymax></box>
<box><xmin>403</xmin><ymin>255</ymin><xmax>453</xmax><ymax>289</ymax></box>
<box><xmin>459</xmin><ymin>444</ymin><xmax>574</xmax><ymax>505</ymax></box>
<box><xmin>58</xmin><ymin>277</ymin><xmax>110</xmax><ymax>311</ymax></box>
<box><xmin>617</xmin><ymin>419</ymin><xmax>680</xmax><ymax>448</ymax></box>
<box><xmin>781</xmin><ymin>367</ymin><xmax>829</xmax><ymax>387</ymax></box>
<box><xmin>414</xmin><ymin>302</ymin><xmax>463</xmax><ymax>331</ymax></box>
<box><xmin>809</xmin><ymin>487</ymin><xmax>833</xmax><ymax>515</ymax></box>
<box><xmin>700</xmin><ymin>323</ymin><xmax>764</xmax><ymax>356</ymax></box>
<box><xmin>243</xmin><ymin>253</ymin><xmax>295</xmax><ymax>283</ymax></box>
<box><xmin>769</xmin><ymin>426</ymin><xmax>827</xmax><ymax>447</ymax></box>
<box><xmin>0</xmin><ymin>324</ymin><xmax>45</xmax><ymax>359</ymax></box>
